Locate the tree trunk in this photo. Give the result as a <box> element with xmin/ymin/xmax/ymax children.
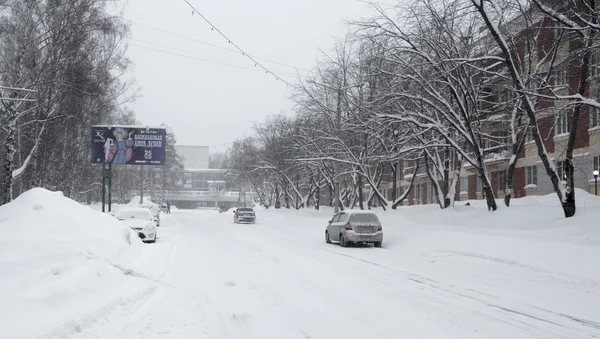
<box><xmin>504</xmin><ymin>152</ymin><xmax>521</xmax><ymax>207</ymax></box>
<box><xmin>392</xmin><ymin>158</ymin><xmax>420</xmax><ymax>209</ymax></box>
<box><xmin>315</xmin><ymin>181</ymin><xmax>320</xmax><ymax>210</ymax></box>
<box><xmin>2</xmin><ymin>108</ymin><xmax>17</xmax><ymax>205</ymax></box>
<box><xmin>2</xmin><ymin>131</ymin><xmax>16</xmax><ymax>204</ymax></box>
<box><xmin>356</xmin><ymin>173</ymin><xmax>364</xmax><ymax>210</ymax></box>
<box><xmin>283</xmin><ymin>181</ymin><xmax>290</xmax><ymax>209</ymax></box>
<box><xmin>442</xmin><ymin>148</ymin><xmax>451</xmax><ymax>208</ymax></box>
<box><xmin>479</xmin><ymin>170</ymin><xmax>497</xmax><ymax>211</ymax></box>
<box><xmin>390</xmin><ymin>162</ymin><xmax>398</xmax><ymax>203</ymax></box>
<box><xmin>328</xmin><ymin>182</ymin><xmax>333</xmax><ymax>207</ymax></box>
<box><xmin>274</xmin><ymin>183</ymin><xmax>281</xmax><ymax>209</ymax></box>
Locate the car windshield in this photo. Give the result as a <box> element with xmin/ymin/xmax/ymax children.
<box><xmin>350</xmin><ymin>213</ymin><xmax>380</xmax><ymax>223</ymax></box>
<box><xmin>238</xmin><ymin>208</ymin><xmax>253</xmax><ymax>212</ymax></box>
<box><xmin>116</xmin><ymin>210</ymin><xmax>152</xmax><ymax>220</ymax></box>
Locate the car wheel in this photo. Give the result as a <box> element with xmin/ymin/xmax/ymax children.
<box><xmin>339</xmin><ymin>233</ymin><xmax>348</xmax><ymax>247</ymax></box>
<box><xmin>374</xmin><ymin>241</ymin><xmax>382</xmax><ymax>248</ymax></box>
<box><xmin>325</xmin><ymin>231</ymin><xmax>332</xmax><ymax>244</ymax></box>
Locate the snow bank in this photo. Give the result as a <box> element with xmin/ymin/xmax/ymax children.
<box><xmin>128</xmin><ymin>195</ymin><xmax>157</xmax><ymax>206</ymax></box>
<box><xmin>394</xmin><ymin>188</ymin><xmax>600</xmax><ymax>243</ymax></box>
<box><xmin>0</xmin><ymin>188</ymin><xmax>147</xmax><ymax>338</ymax></box>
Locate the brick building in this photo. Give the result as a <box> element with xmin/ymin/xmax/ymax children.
<box><xmin>378</xmin><ymin>3</ymin><xmax>600</xmax><ymax>206</ymax></box>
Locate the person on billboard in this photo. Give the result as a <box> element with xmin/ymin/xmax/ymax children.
<box><xmin>106</xmin><ymin>127</ymin><xmax>134</xmax><ymax>164</ymax></box>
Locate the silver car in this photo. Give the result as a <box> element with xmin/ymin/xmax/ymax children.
<box><xmin>325</xmin><ymin>211</ymin><xmax>383</xmax><ymax>248</ymax></box>
<box><xmin>233</xmin><ymin>207</ymin><xmax>256</xmax><ymax>224</ymax></box>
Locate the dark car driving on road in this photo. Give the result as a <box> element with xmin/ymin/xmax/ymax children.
<box><xmin>233</xmin><ymin>207</ymin><xmax>256</xmax><ymax>224</ymax></box>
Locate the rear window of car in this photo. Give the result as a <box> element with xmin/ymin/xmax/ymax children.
<box><xmin>350</xmin><ymin>213</ymin><xmax>380</xmax><ymax>223</ymax></box>
<box><xmin>238</xmin><ymin>208</ymin><xmax>254</xmax><ymax>212</ymax></box>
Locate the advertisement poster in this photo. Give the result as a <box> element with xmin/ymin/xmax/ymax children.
<box><xmin>91</xmin><ymin>125</ymin><xmax>166</xmax><ymax>165</ymax></box>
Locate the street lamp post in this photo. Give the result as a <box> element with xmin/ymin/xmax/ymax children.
<box><xmin>594</xmin><ymin>170</ymin><xmax>598</xmax><ymax>196</ymax></box>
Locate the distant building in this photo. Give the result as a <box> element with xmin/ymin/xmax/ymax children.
<box><xmin>165</xmin><ymin>145</ymin><xmax>252</xmax><ymax>209</ymax></box>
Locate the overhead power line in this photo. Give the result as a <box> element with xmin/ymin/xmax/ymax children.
<box><xmin>128</xmin><ymin>39</ymin><xmax>298</xmax><ymax>77</ymax></box>
<box><xmin>182</xmin><ymin>0</ymin><xmax>299</xmax><ymax>88</ymax></box>
<box><xmin>125</xmin><ymin>19</ymin><xmax>308</xmax><ymax>73</ymax></box>
<box><xmin>128</xmin><ymin>42</ymin><xmax>298</xmax><ymax>78</ymax></box>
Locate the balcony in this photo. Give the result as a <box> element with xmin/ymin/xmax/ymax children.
<box><xmin>483</xmin><ymin>145</ymin><xmax>511</xmax><ymax>163</ymax></box>
<box><xmin>403</xmin><ymin>166</ymin><xmax>426</xmax><ymax>179</ymax></box>
<box><xmin>464</xmin><ymin>145</ymin><xmax>511</xmax><ymax>173</ymax></box>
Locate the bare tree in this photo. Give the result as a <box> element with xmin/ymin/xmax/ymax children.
<box><xmin>471</xmin><ymin>0</ymin><xmax>592</xmax><ymax>217</ymax></box>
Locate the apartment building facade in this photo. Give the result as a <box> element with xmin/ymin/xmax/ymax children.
<box><xmin>377</xmin><ymin>4</ymin><xmax>600</xmax><ymax>206</ymax></box>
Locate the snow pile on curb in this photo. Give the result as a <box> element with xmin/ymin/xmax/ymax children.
<box><xmin>0</xmin><ymin>188</ymin><xmax>145</xmax><ymax>338</ymax></box>
<box><xmin>393</xmin><ymin>188</ymin><xmax>600</xmax><ymax>243</ymax></box>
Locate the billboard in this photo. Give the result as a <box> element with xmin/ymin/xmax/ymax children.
<box><xmin>91</xmin><ymin>125</ymin><xmax>166</xmax><ymax>165</ymax></box>
<box><xmin>208</xmin><ymin>181</ymin><xmax>225</xmax><ymax>196</ymax></box>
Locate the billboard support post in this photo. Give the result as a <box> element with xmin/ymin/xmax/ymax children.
<box><xmin>108</xmin><ymin>164</ymin><xmax>112</xmax><ymax>212</ymax></box>
<box><xmin>140</xmin><ymin>165</ymin><xmax>144</xmax><ymax>204</ymax></box>
<box><xmin>101</xmin><ymin>164</ymin><xmax>106</xmax><ymax>213</ymax></box>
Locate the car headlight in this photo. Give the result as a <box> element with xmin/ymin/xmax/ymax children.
<box><xmin>144</xmin><ymin>224</ymin><xmax>154</xmax><ymax>231</ymax></box>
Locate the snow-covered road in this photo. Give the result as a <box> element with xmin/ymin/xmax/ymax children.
<box><xmin>63</xmin><ymin>208</ymin><xmax>599</xmax><ymax>339</ymax></box>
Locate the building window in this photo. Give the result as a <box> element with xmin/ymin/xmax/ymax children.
<box><xmin>525</xmin><ymin>126</ymin><xmax>534</xmax><ymax>143</ymax></box>
<box><xmin>419</xmin><ymin>184</ymin><xmax>424</xmax><ymax>201</ymax></box>
<box><xmin>413</xmin><ymin>183</ymin><xmax>420</xmax><ymax>200</ymax></box>
<box><xmin>499</xmin><ymin>89</ymin><xmax>515</xmax><ymax>104</ymax></box>
<box><xmin>591</xmin><ymin>50</ymin><xmax>600</xmax><ymax>77</ymax></box>
<box><xmin>554</xmin><ymin>23</ymin><xmax>564</xmax><ymax>40</ymax></box>
<box><xmin>591</xmin><ymin>103</ymin><xmax>600</xmax><ymax>129</ymax></box>
<box><xmin>476</xmin><ymin>177</ymin><xmax>482</xmax><ymax>193</ymax></box>
<box><xmin>556</xmin><ymin>113</ymin><xmax>569</xmax><ymax>135</ymax></box>
<box><xmin>527</xmin><ymin>76</ymin><xmax>540</xmax><ymax>94</ymax></box>
<box><xmin>554</xmin><ymin>68</ymin><xmax>567</xmax><ymax>86</ymax></box>
<box><xmin>460</xmin><ymin>176</ymin><xmax>468</xmax><ymax>193</ymax></box>
<box><xmin>498</xmin><ymin>171</ymin><xmax>506</xmax><ymax>191</ymax></box>
<box><xmin>428</xmin><ymin>182</ymin><xmax>434</xmax><ymax>201</ymax></box>
<box><xmin>491</xmin><ymin>131</ymin><xmax>510</xmax><ymax>148</ymax></box>
<box><xmin>526</xmin><ymin>166</ymin><xmax>537</xmax><ymax>185</ymax></box>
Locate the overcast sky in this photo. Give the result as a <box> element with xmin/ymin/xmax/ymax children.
<box><xmin>122</xmin><ymin>0</ymin><xmax>374</xmax><ymax>152</ymax></box>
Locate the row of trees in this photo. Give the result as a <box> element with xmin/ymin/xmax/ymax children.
<box><xmin>0</xmin><ymin>0</ymin><xmax>181</xmax><ymax>205</ymax></box>
<box><xmin>228</xmin><ymin>0</ymin><xmax>600</xmax><ymax>218</ymax></box>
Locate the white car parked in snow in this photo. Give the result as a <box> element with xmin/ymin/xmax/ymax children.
<box><xmin>325</xmin><ymin>210</ymin><xmax>383</xmax><ymax>248</ymax></box>
<box><xmin>115</xmin><ymin>207</ymin><xmax>157</xmax><ymax>243</ymax></box>
<box><xmin>139</xmin><ymin>201</ymin><xmax>161</xmax><ymax>226</ymax></box>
